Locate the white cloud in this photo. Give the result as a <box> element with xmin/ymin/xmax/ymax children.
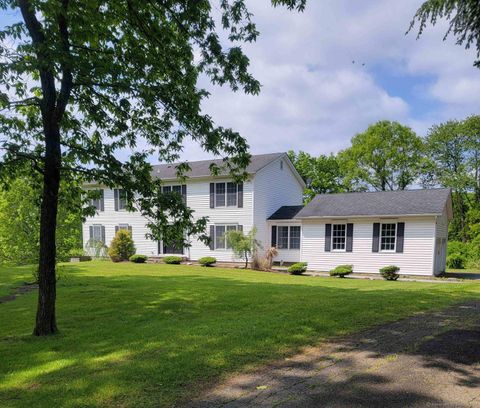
<box><xmin>174</xmin><ymin>0</ymin><xmax>480</xmax><ymax>161</ymax></box>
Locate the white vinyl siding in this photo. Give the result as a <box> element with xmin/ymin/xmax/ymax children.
<box><xmin>253</xmin><ymin>157</ymin><xmax>304</xmax><ymax>258</ymax></box>
<box><xmin>300</xmin><ymin>217</ymin><xmax>436</xmax><ymax>275</ymax></box>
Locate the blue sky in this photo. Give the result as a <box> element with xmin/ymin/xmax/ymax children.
<box><xmin>2</xmin><ymin>1</ymin><xmax>479</xmax><ymax>162</ymax></box>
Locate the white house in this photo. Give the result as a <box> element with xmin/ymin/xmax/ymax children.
<box><xmin>83</xmin><ymin>152</ymin><xmax>452</xmax><ymax>276</ymax></box>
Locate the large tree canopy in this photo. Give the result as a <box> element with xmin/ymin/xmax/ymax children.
<box><xmin>338</xmin><ymin>121</ymin><xmax>425</xmax><ymax>192</ymax></box>
<box><xmin>0</xmin><ymin>0</ymin><xmax>306</xmax><ymax>335</ymax></box>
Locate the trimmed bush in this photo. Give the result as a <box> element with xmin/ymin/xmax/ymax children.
<box><xmin>129</xmin><ymin>254</ymin><xmax>148</xmax><ymax>263</ymax></box>
<box><xmin>380</xmin><ymin>265</ymin><xmax>400</xmax><ymax>281</ymax></box>
<box><xmin>198</xmin><ymin>256</ymin><xmax>217</xmax><ymax>267</ymax></box>
<box><xmin>163</xmin><ymin>256</ymin><xmax>183</xmax><ymax>265</ymax></box>
<box><xmin>329</xmin><ymin>264</ymin><xmax>353</xmax><ymax>278</ymax></box>
<box><xmin>108</xmin><ymin>230</ymin><xmax>135</xmax><ymax>262</ymax></box>
<box><xmin>447</xmin><ymin>254</ymin><xmax>465</xmax><ymax>269</ymax></box>
<box><xmin>288</xmin><ymin>262</ymin><xmax>308</xmax><ymax>275</ymax></box>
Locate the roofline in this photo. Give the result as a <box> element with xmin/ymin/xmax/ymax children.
<box><xmin>308</xmin><ymin>187</ymin><xmax>451</xmax><ymax>200</ymax></box>
<box><xmin>295</xmin><ymin>213</ymin><xmax>442</xmax><ymax>220</ymax></box>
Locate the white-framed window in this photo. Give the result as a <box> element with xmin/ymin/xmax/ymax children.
<box><xmin>277</xmin><ymin>226</ymin><xmax>289</xmax><ymax>249</ymax></box>
<box><xmin>289</xmin><ymin>226</ymin><xmax>301</xmax><ymax>249</ymax></box>
<box><xmin>115</xmin><ymin>224</ymin><xmax>131</xmax><ymax>233</ymax></box>
<box><xmin>215</xmin><ymin>183</ymin><xmax>226</xmax><ymax>207</ymax></box>
<box><xmin>214</xmin><ymin>224</ymin><xmax>240</xmax><ymax>249</ymax></box>
<box><xmin>276</xmin><ymin>225</ymin><xmax>301</xmax><ymax>250</ymax></box>
<box><xmin>332</xmin><ymin>224</ymin><xmax>346</xmax><ymax>251</ymax></box>
<box><xmin>114</xmin><ymin>188</ymin><xmax>127</xmax><ymax>211</ymax></box>
<box><xmin>90</xmin><ymin>224</ymin><xmax>104</xmax><ymax>242</ymax></box>
<box><xmin>91</xmin><ymin>189</ymin><xmax>104</xmax><ymax>211</ymax></box>
<box><xmin>214</xmin><ymin>182</ymin><xmax>238</xmax><ymax>207</ymax></box>
<box><xmin>380</xmin><ymin>223</ymin><xmax>396</xmax><ymax>251</ymax></box>
<box><xmin>226</xmin><ymin>182</ymin><xmax>237</xmax><ymax>206</ymax></box>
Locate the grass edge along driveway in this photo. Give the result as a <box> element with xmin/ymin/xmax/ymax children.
<box><xmin>0</xmin><ymin>261</ymin><xmax>478</xmax><ymax>407</ymax></box>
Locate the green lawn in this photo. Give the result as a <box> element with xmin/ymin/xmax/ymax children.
<box><xmin>0</xmin><ymin>262</ymin><xmax>479</xmax><ymax>407</ymax></box>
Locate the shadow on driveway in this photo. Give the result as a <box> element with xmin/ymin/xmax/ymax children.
<box><xmin>190</xmin><ymin>301</ymin><xmax>480</xmax><ymax>408</ymax></box>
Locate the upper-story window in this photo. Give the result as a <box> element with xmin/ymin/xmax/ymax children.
<box><xmin>114</xmin><ymin>188</ymin><xmax>127</xmax><ymax>211</ymax></box>
<box><xmin>91</xmin><ymin>189</ymin><xmax>104</xmax><ymax>212</ymax></box>
<box><xmin>332</xmin><ymin>224</ymin><xmax>346</xmax><ymax>251</ymax></box>
<box><xmin>162</xmin><ymin>185</ymin><xmax>187</xmax><ymax>203</ymax></box>
<box><xmin>380</xmin><ymin>223</ymin><xmax>396</xmax><ymax>251</ymax></box>
<box><xmin>215</xmin><ymin>183</ymin><xmax>226</xmax><ymax>207</ymax></box>
<box><xmin>210</xmin><ymin>182</ymin><xmax>243</xmax><ymax>208</ymax></box>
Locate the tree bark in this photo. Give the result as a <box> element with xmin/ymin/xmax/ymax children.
<box><xmin>19</xmin><ymin>0</ymin><xmax>72</xmax><ymax>336</ymax></box>
<box><xmin>34</xmin><ymin>123</ymin><xmax>61</xmax><ymax>336</ymax></box>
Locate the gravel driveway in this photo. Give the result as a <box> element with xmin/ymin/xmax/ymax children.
<box><xmin>190</xmin><ymin>301</ymin><xmax>480</xmax><ymax>408</ymax></box>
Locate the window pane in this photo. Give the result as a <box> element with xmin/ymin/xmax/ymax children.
<box><xmin>381</xmin><ymin>223</ymin><xmax>396</xmax><ymax>251</ymax></box>
<box><xmin>278</xmin><ymin>226</ymin><xmax>289</xmax><ymax>249</ymax></box>
<box><xmin>117</xmin><ymin>189</ymin><xmax>127</xmax><ymax>210</ymax></box>
<box><xmin>226</xmin><ymin>182</ymin><xmax>237</xmax><ymax>206</ymax></box>
<box><xmin>215</xmin><ymin>225</ymin><xmax>226</xmax><ymax>249</ymax></box>
<box><xmin>332</xmin><ymin>224</ymin><xmax>346</xmax><ymax>250</ymax></box>
<box><xmin>215</xmin><ymin>183</ymin><xmax>226</xmax><ymax>207</ymax></box>
<box><xmin>226</xmin><ymin>225</ymin><xmax>237</xmax><ymax>248</ymax></box>
<box><xmin>93</xmin><ymin>225</ymin><xmax>103</xmax><ymax>241</ymax></box>
<box><xmin>289</xmin><ymin>226</ymin><xmax>301</xmax><ymax>249</ymax></box>
<box><xmin>91</xmin><ymin>190</ymin><xmax>103</xmax><ymax>210</ymax></box>
<box><xmin>163</xmin><ymin>186</ymin><xmax>171</xmax><ymax>194</ymax></box>
<box><xmin>172</xmin><ymin>185</ymin><xmax>182</xmax><ymax>194</ymax></box>
<box><xmin>118</xmin><ymin>224</ymin><xmax>129</xmax><ymax>231</ymax></box>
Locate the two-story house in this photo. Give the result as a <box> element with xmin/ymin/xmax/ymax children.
<box><xmin>83</xmin><ymin>152</ymin><xmax>452</xmax><ymax>276</ymax></box>
<box><xmin>83</xmin><ymin>152</ymin><xmax>305</xmax><ymax>262</ymax></box>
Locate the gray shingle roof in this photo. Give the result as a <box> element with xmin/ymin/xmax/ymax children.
<box><xmin>295</xmin><ymin>188</ymin><xmax>451</xmax><ymax>218</ymax></box>
<box><xmin>152</xmin><ymin>152</ymin><xmax>285</xmax><ymax>180</ymax></box>
<box><xmin>268</xmin><ymin>205</ymin><xmax>304</xmax><ymax>220</ymax></box>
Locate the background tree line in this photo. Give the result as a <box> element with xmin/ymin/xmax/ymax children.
<box><xmin>289</xmin><ymin>115</ymin><xmax>480</xmax><ymax>269</ymax></box>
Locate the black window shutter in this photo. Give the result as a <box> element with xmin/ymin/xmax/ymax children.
<box><xmin>89</xmin><ymin>226</ymin><xmax>93</xmax><ymax>240</ymax></box>
<box><xmin>209</xmin><ymin>183</ymin><xmax>215</xmax><ymax>208</ymax></box>
<box><xmin>271</xmin><ymin>226</ymin><xmax>277</xmax><ymax>247</ymax></box>
<box><xmin>237</xmin><ymin>183</ymin><xmax>243</xmax><ymax>208</ymax></box>
<box><xmin>372</xmin><ymin>223</ymin><xmax>380</xmax><ymax>252</ymax></box>
<box><xmin>100</xmin><ymin>189</ymin><xmax>105</xmax><ymax>211</ymax></box>
<box><xmin>115</xmin><ymin>226</ymin><xmax>119</xmax><ymax>234</ymax></box>
<box><xmin>128</xmin><ymin>225</ymin><xmax>132</xmax><ymax>235</ymax></box>
<box><xmin>396</xmin><ymin>222</ymin><xmax>405</xmax><ymax>253</ymax></box>
<box><xmin>209</xmin><ymin>225</ymin><xmax>215</xmax><ymax>250</ymax></box>
<box><xmin>114</xmin><ymin>189</ymin><xmax>119</xmax><ymax>211</ymax></box>
<box><xmin>346</xmin><ymin>223</ymin><xmax>354</xmax><ymax>252</ymax></box>
<box><xmin>237</xmin><ymin>225</ymin><xmax>243</xmax><ymax>232</ymax></box>
<box><xmin>182</xmin><ymin>185</ymin><xmax>187</xmax><ymax>204</ymax></box>
<box><xmin>101</xmin><ymin>226</ymin><xmax>106</xmax><ymax>244</ymax></box>
<box><xmin>325</xmin><ymin>224</ymin><xmax>332</xmax><ymax>252</ymax></box>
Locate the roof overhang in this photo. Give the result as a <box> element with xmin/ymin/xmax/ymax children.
<box><xmin>295</xmin><ymin>213</ymin><xmax>442</xmax><ymax>220</ymax></box>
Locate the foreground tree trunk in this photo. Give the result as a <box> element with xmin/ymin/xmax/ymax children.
<box><xmin>34</xmin><ymin>124</ymin><xmax>61</xmax><ymax>336</ymax></box>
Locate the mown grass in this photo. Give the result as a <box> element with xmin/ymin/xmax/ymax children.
<box><xmin>0</xmin><ymin>261</ymin><xmax>479</xmax><ymax>407</ymax></box>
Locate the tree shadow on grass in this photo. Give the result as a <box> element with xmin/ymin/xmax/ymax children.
<box><xmin>0</xmin><ymin>267</ymin><xmax>478</xmax><ymax>407</ymax></box>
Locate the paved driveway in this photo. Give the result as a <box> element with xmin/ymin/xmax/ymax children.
<box><xmin>191</xmin><ymin>301</ymin><xmax>480</xmax><ymax>408</ymax></box>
